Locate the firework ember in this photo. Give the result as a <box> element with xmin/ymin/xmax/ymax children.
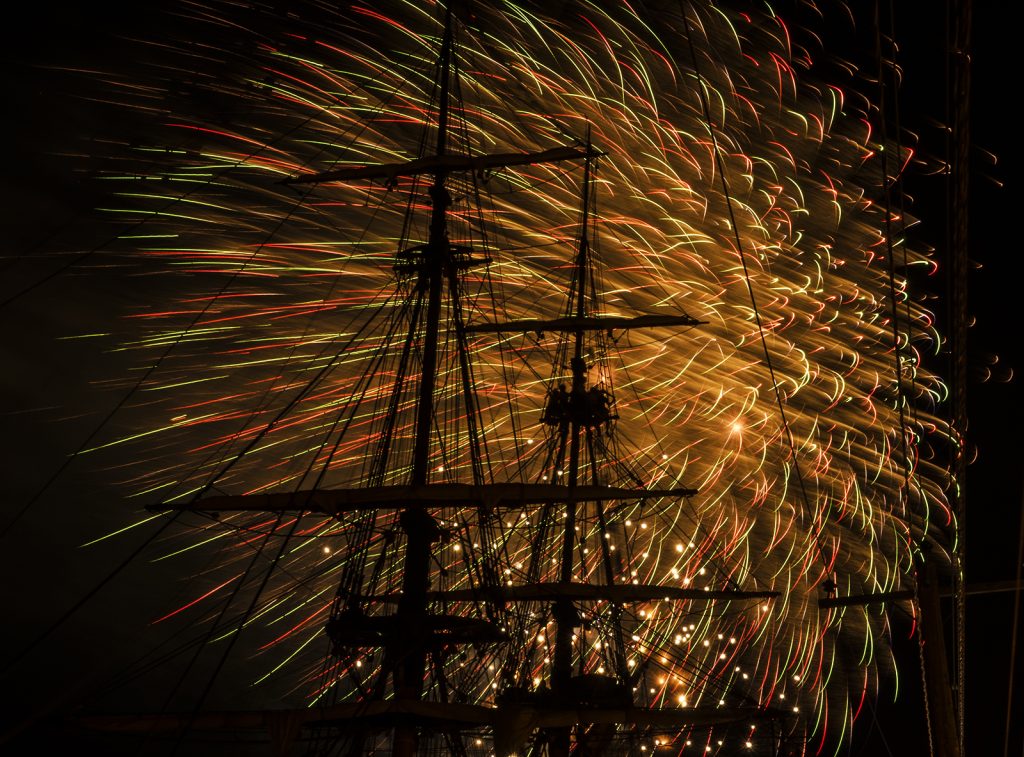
<box><xmin>10</xmin><ymin>1</ymin><xmax>954</xmax><ymax>754</ymax></box>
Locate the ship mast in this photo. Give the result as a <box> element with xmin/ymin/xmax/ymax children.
<box><xmin>552</xmin><ymin>129</ymin><xmax>594</xmax><ymax>695</ymax></box>
<box><xmin>390</xmin><ymin>7</ymin><xmax>454</xmax><ymax>754</ymax></box>
<box><xmin>389</xmin><ymin>5</ymin><xmax>454</xmax><ymax>753</ymax></box>
<box><xmin>548</xmin><ymin>130</ymin><xmax>621</xmax><ymax>756</ymax></box>
<box><xmin>238</xmin><ymin>7</ymin><xmax>602</xmax><ymax>754</ymax></box>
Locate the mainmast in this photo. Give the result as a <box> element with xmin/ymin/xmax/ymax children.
<box><xmin>229</xmin><ymin>8</ymin><xmax>598</xmax><ymax>755</ymax></box>
<box><xmin>553</xmin><ymin>129</ymin><xmax>594</xmax><ymax>690</ymax></box>
<box><xmin>390</xmin><ymin>9</ymin><xmax>455</xmax><ymax>754</ymax></box>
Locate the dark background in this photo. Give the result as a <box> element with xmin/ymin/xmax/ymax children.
<box><xmin>1</xmin><ymin>2</ymin><xmax>1018</xmax><ymax>755</ymax></box>
<box><xmin>856</xmin><ymin>5</ymin><xmax>1022</xmax><ymax>756</ymax></box>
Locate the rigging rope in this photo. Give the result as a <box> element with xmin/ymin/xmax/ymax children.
<box><xmin>874</xmin><ymin>0</ymin><xmax>915</xmax><ymax>529</ymax></box>
<box><xmin>915</xmin><ymin>596</ymin><xmax>938</xmax><ymax>757</ymax></box>
<box><xmin>1</xmin><ymin>54</ymin><xmax>416</xmax><ymax>539</ymax></box>
<box><xmin>945</xmin><ymin>0</ymin><xmax>972</xmax><ymax>749</ymax></box>
<box><xmin>169</xmin><ymin>356</ymin><xmax>369</xmax><ymax>752</ymax></box>
<box><xmin>680</xmin><ymin>3</ymin><xmax>831</xmax><ymax>575</ymax></box>
<box><xmin>875</xmin><ymin>4</ymin><xmax>967</xmax><ymax>754</ymax></box>
<box><xmin>1003</xmin><ymin>481</ymin><xmax>1024</xmax><ymax>757</ymax></box>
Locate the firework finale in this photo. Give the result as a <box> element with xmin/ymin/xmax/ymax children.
<box><xmin>2</xmin><ymin>1</ymin><xmax>965</xmax><ymax>755</ymax></box>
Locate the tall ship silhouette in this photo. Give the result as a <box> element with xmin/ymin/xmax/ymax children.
<box><xmin>2</xmin><ymin>2</ymin><xmax>963</xmax><ymax>756</ymax></box>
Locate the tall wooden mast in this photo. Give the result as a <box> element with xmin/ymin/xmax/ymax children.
<box><xmin>390</xmin><ymin>8</ymin><xmax>455</xmax><ymax>755</ymax></box>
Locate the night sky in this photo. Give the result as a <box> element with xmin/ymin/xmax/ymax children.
<box><xmin>1</xmin><ymin>2</ymin><xmax>1019</xmax><ymax>756</ymax></box>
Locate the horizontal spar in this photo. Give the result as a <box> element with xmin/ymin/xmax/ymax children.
<box><xmin>368</xmin><ymin>581</ymin><xmax>779</xmax><ymax>604</ymax></box>
<box><xmin>76</xmin><ymin>700</ymin><xmax>495</xmax><ymax>734</ymax></box>
<box><xmin>147</xmin><ymin>482</ymin><xmax>699</xmax><ymax>515</ymax></box>
<box><xmin>527</xmin><ymin>705</ymin><xmax>782</xmax><ymax>729</ymax></box>
<box><xmin>77</xmin><ymin>702</ymin><xmax>782</xmax><ymax>733</ymax></box>
<box><xmin>464</xmin><ymin>313</ymin><xmax>706</xmax><ymax>334</ymax></box>
<box><xmin>282</xmin><ymin>146</ymin><xmax>601</xmax><ymax>185</ymax></box>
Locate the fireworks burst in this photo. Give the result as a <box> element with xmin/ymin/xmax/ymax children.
<box><xmin>25</xmin><ymin>0</ymin><xmax>953</xmax><ymax>752</ymax></box>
